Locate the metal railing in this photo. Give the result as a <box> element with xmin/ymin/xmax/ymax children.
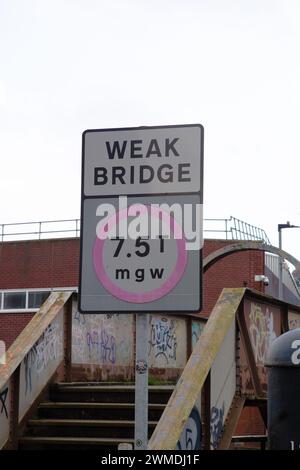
<box><xmin>0</xmin><ymin>219</ymin><xmax>80</xmax><ymax>242</ymax></box>
<box><xmin>204</xmin><ymin>216</ymin><xmax>270</xmax><ymax>244</ymax></box>
<box><xmin>0</xmin><ymin>216</ymin><xmax>270</xmax><ymax>244</ymax></box>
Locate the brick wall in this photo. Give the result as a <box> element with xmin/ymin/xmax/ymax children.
<box><xmin>202</xmin><ymin>239</ymin><xmax>265</xmax><ymax>315</ymax></box>
<box><xmin>0</xmin><ymin>313</ymin><xmax>34</xmax><ymax>349</ymax></box>
<box><xmin>0</xmin><ymin>237</ymin><xmax>266</xmax><ymax>437</ymax></box>
<box><xmin>0</xmin><ymin>237</ymin><xmax>264</xmax><ymax>346</ymax></box>
<box><xmin>0</xmin><ymin>238</ymin><xmax>79</xmax><ymax>289</ymax></box>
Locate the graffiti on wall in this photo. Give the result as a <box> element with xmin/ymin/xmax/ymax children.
<box><xmin>249</xmin><ymin>303</ymin><xmax>277</xmax><ymax>364</ymax></box>
<box><xmin>0</xmin><ymin>383</ymin><xmax>10</xmax><ymax>449</ymax></box>
<box><xmin>192</xmin><ymin>321</ymin><xmax>204</xmax><ymax>350</ymax></box>
<box><xmin>288</xmin><ymin>311</ymin><xmax>300</xmax><ymax>330</ymax></box>
<box><xmin>24</xmin><ymin>322</ymin><xmax>62</xmax><ymax>395</ymax></box>
<box><xmin>72</xmin><ymin>311</ymin><xmax>133</xmax><ymax>366</ymax></box>
<box><xmin>149</xmin><ymin>317</ymin><xmax>177</xmax><ymax>364</ymax></box>
<box><xmin>176</xmin><ymin>407</ymin><xmax>202</xmax><ymax>450</ymax></box>
<box><xmin>19</xmin><ymin>313</ymin><xmax>64</xmax><ymax>422</ymax></box>
<box><xmin>210</xmin><ymin>320</ymin><xmax>236</xmax><ymax>449</ymax></box>
<box><xmin>210</xmin><ymin>403</ymin><xmax>225</xmax><ymax>449</ymax></box>
<box><xmin>148</xmin><ymin>316</ymin><xmax>187</xmax><ymax>368</ymax></box>
<box><xmin>0</xmin><ymin>386</ymin><xmax>9</xmax><ymax>419</ymax></box>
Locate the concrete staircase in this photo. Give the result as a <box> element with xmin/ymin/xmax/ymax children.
<box><xmin>19</xmin><ymin>383</ymin><xmax>174</xmax><ymax>450</ymax></box>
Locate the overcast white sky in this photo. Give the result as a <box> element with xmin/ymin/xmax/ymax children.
<box><xmin>1</xmin><ymin>0</ymin><xmax>300</xmax><ymax>259</ymax></box>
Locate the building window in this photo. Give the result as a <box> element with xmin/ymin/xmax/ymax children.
<box><xmin>0</xmin><ymin>288</ymin><xmax>76</xmax><ymax>312</ymax></box>
<box><xmin>28</xmin><ymin>291</ymin><xmax>50</xmax><ymax>309</ymax></box>
<box><xmin>3</xmin><ymin>292</ymin><xmax>26</xmax><ymax>310</ymax></box>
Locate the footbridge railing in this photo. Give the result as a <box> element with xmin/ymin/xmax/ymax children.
<box><xmin>0</xmin><ymin>291</ymin><xmax>75</xmax><ymax>449</ymax></box>
<box><xmin>148</xmin><ymin>288</ymin><xmax>300</xmax><ymax>450</ymax></box>
<box><xmin>1</xmin><ymin>287</ymin><xmax>300</xmax><ymax>450</ymax></box>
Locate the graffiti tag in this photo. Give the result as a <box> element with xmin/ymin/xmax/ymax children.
<box><xmin>249</xmin><ymin>304</ymin><xmax>277</xmax><ymax>363</ymax></box>
<box><xmin>86</xmin><ymin>328</ymin><xmax>116</xmax><ymax>364</ymax></box>
<box><xmin>177</xmin><ymin>408</ymin><xmax>202</xmax><ymax>450</ymax></box>
<box><xmin>0</xmin><ymin>387</ymin><xmax>8</xmax><ymax>419</ymax></box>
<box><xmin>149</xmin><ymin>317</ymin><xmax>177</xmax><ymax>364</ymax></box>
<box><xmin>210</xmin><ymin>403</ymin><xmax>225</xmax><ymax>449</ymax></box>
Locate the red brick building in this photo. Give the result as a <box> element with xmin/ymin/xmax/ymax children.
<box><xmin>0</xmin><ymin>236</ymin><xmax>265</xmax><ymax>348</ymax></box>
<box><xmin>2</xmin><ymin>230</ymin><xmax>299</xmax><ymax>444</ymax></box>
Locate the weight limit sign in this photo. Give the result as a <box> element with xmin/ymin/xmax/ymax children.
<box><xmin>79</xmin><ymin>125</ymin><xmax>203</xmax><ymax>314</ymax></box>
<box><xmin>93</xmin><ymin>204</ymin><xmax>187</xmax><ymax>304</ymax></box>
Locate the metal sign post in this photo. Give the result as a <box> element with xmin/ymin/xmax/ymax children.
<box><xmin>134</xmin><ymin>313</ymin><xmax>149</xmax><ymax>450</ymax></box>
<box><xmin>79</xmin><ymin>124</ymin><xmax>204</xmax><ymax>450</ymax></box>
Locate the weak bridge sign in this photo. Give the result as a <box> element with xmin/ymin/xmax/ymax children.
<box><xmin>79</xmin><ymin>124</ymin><xmax>204</xmax><ymax>314</ymax></box>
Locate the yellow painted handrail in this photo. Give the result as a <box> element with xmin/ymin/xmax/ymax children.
<box><xmin>148</xmin><ymin>288</ymin><xmax>245</xmax><ymax>450</ymax></box>
<box><xmin>0</xmin><ymin>291</ymin><xmax>72</xmax><ymax>391</ymax></box>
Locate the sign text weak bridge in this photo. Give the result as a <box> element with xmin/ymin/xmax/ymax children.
<box><xmin>1</xmin><ymin>288</ymin><xmax>300</xmax><ymax>450</ymax></box>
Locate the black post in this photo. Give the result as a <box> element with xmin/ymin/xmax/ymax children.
<box><xmin>266</xmin><ymin>328</ymin><xmax>300</xmax><ymax>450</ymax></box>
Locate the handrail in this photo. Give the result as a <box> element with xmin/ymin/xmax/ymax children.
<box><xmin>0</xmin><ymin>290</ymin><xmax>74</xmax><ymax>449</ymax></box>
<box><xmin>0</xmin><ymin>216</ymin><xmax>270</xmax><ymax>243</ymax></box>
<box><xmin>0</xmin><ymin>291</ymin><xmax>72</xmax><ymax>391</ymax></box>
<box><xmin>148</xmin><ymin>288</ymin><xmax>246</xmax><ymax>450</ymax></box>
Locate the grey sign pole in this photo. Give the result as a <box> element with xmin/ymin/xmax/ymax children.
<box><xmin>134</xmin><ymin>313</ymin><xmax>149</xmax><ymax>450</ymax></box>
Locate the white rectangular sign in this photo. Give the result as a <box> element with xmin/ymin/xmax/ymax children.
<box><xmin>83</xmin><ymin>125</ymin><xmax>203</xmax><ymax>197</ymax></box>
<box><xmin>79</xmin><ymin>124</ymin><xmax>203</xmax><ymax>314</ymax></box>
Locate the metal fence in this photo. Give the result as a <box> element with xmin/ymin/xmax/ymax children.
<box><xmin>0</xmin><ymin>216</ymin><xmax>271</xmax><ymax>244</ymax></box>
<box><xmin>0</xmin><ymin>219</ymin><xmax>80</xmax><ymax>242</ymax></box>
<box><xmin>204</xmin><ymin>216</ymin><xmax>270</xmax><ymax>244</ymax></box>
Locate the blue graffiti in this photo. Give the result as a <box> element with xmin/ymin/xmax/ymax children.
<box><xmin>86</xmin><ymin>329</ymin><xmax>116</xmax><ymax>364</ymax></box>
<box><xmin>176</xmin><ymin>407</ymin><xmax>202</xmax><ymax>450</ymax></box>
<box><xmin>210</xmin><ymin>403</ymin><xmax>225</xmax><ymax>449</ymax></box>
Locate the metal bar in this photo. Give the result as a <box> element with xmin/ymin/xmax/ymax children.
<box><xmin>148</xmin><ymin>288</ymin><xmax>245</xmax><ymax>450</ymax></box>
<box><xmin>279</xmin><ymin>228</ymin><xmax>283</xmax><ymax>300</ymax></box>
<box><xmin>0</xmin><ymin>217</ymin><xmax>271</xmax><ymax>244</ymax></box>
<box><xmin>10</xmin><ymin>366</ymin><xmax>20</xmax><ymax>450</ymax></box>
<box><xmin>0</xmin><ymin>291</ymin><xmax>73</xmax><ymax>391</ymax></box>
<box><xmin>202</xmin><ymin>372</ymin><xmax>211</xmax><ymax>450</ymax></box>
<box><xmin>218</xmin><ymin>396</ymin><xmax>246</xmax><ymax>449</ymax></box>
<box><xmin>64</xmin><ymin>296</ymin><xmax>74</xmax><ymax>382</ymax></box>
<box><xmin>1</xmin><ymin>229</ymin><xmax>79</xmax><ymax>238</ymax></box>
<box><xmin>237</xmin><ymin>304</ymin><xmax>263</xmax><ymax>398</ymax></box>
<box><xmin>281</xmin><ymin>304</ymin><xmax>289</xmax><ymax>333</ymax></box>
<box><xmin>232</xmin><ymin>435</ymin><xmax>267</xmax><ymax>443</ymax></box>
<box><xmin>134</xmin><ymin>313</ymin><xmax>149</xmax><ymax>450</ymax></box>
<box><xmin>2</xmin><ymin>218</ymin><xmax>79</xmax><ymax>226</ymax></box>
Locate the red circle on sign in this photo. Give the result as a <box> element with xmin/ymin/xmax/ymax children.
<box><xmin>93</xmin><ymin>204</ymin><xmax>187</xmax><ymax>303</ymax></box>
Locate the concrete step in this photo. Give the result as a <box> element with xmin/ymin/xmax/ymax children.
<box><xmin>19</xmin><ymin>436</ymin><xmax>134</xmax><ymax>451</ymax></box>
<box><xmin>26</xmin><ymin>418</ymin><xmax>157</xmax><ymax>438</ymax></box>
<box><xmin>38</xmin><ymin>401</ymin><xmax>165</xmax><ymax>421</ymax></box>
<box><xmin>50</xmin><ymin>383</ymin><xmax>174</xmax><ymax>404</ymax></box>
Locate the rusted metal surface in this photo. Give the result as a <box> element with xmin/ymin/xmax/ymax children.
<box><xmin>1</xmin><ymin>287</ymin><xmax>300</xmax><ymax>450</ymax></box>
<box><xmin>218</xmin><ymin>396</ymin><xmax>246</xmax><ymax>449</ymax></box>
<box><xmin>237</xmin><ymin>307</ymin><xmax>263</xmax><ymax>398</ymax></box>
<box><xmin>148</xmin><ymin>288</ymin><xmax>245</xmax><ymax>450</ymax></box>
<box><xmin>210</xmin><ymin>319</ymin><xmax>237</xmax><ymax>449</ymax></box>
<box><xmin>239</xmin><ymin>299</ymin><xmax>281</xmax><ymax>396</ymax></box>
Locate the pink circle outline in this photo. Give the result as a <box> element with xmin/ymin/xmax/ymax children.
<box><xmin>93</xmin><ymin>204</ymin><xmax>187</xmax><ymax>303</ymax></box>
